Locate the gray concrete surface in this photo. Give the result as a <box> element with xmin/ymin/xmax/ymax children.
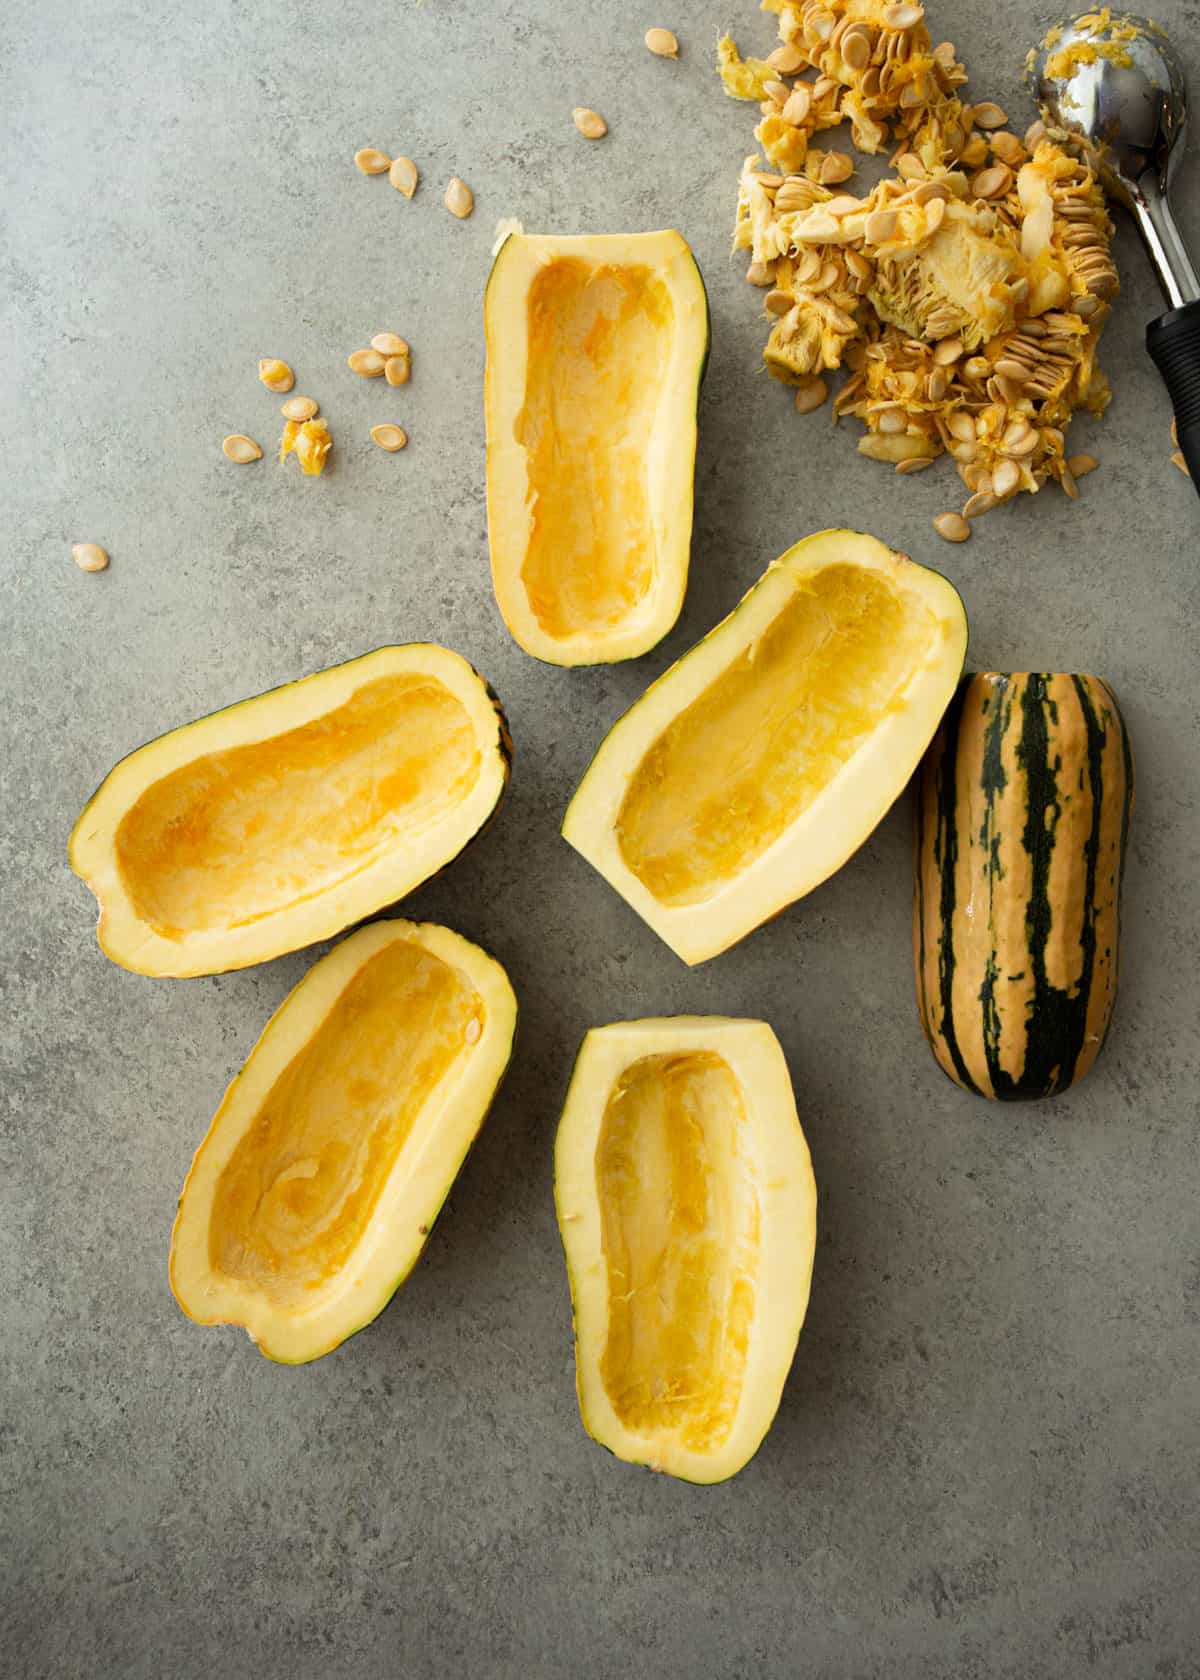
<box><xmin>3</xmin><ymin>1</ymin><xmax>1200</xmax><ymax>1675</ymax></box>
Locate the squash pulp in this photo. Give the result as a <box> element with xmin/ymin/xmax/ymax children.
<box><xmin>485</xmin><ymin>230</ymin><xmax>709</xmax><ymax>666</ymax></box>
<box><xmin>555</xmin><ymin>1018</ymin><xmax>816</xmax><ymax>1483</ymax></box>
<box><xmin>69</xmin><ymin>645</ymin><xmax>510</xmax><ymax>977</ymax></box>
<box><xmin>563</xmin><ymin>530</ymin><xmax>968</xmax><ymax>964</ymax></box>
<box><xmin>170</xmin><ymin>920</ymin><xmax>518</xmax><ymax>1362</ymax></box>
<box><xmin>616</xmin><ymin>563</ymin><xmax>940</xmax><ymax>906</ymax></box>
<box><xmin>597</xmin><ymin>1051</ymin><xmax>759</xmax><ymax>1452</ymax></box>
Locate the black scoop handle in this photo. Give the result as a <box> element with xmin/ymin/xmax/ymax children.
<box><xmin>1146</xmin><ymin>298</ymin><xmax>1200</xmax><ymax>494</ymax></box>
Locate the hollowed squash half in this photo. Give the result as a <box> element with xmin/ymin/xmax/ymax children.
<box><xmin>554</xmin><ymin>1017</ymin><xmax>816</xmax><ymax>1483</ymax></box>
<box><xmin>563</xmin><ymin>529</ymin><xmax>968</xmax><ymax>964</ymax></box>
<box><xmin>484</xmin><ymin>229</ymin><xmax>709</xmax><ymax>666</ymax></box>
<box><xmin>69</xmin><ymin>644</ymin><xmax>510</xmax><ymax>977</ymax></box>
<box><xmin>170</xmin><ymin>919</ymin><xmax>518</xmax><ymax>1363</ymax></box>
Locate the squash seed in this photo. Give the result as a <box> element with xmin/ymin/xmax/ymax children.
<box><xmin>896</xmin><ymin>152</ymin><xmax>927</xmax><ymax>181</ymax></box>
<box><xmin>972</xmin><ymin>164</ymin><xmax>1012</xmax><ymax>198</ymax></box>
<box><xmin>71</xmin><ymin>542</ymin><xmax>109</xmax><ymax>572</ymax></box>
<box><xmin>962</xmin><ymin>491</ymin><xmax>998</xmax><ymax>517</ymax></box>
<box><xmin>767</xmin><ymin>42</ymin><xmax>805</xmax><ymax>74</ymax></box>
<box><xmin>280</xmin><ymin>395</ymin><xmax>319</xmax><ymax>422</ymax></box>
<box><xmin>1068</xmin><ymin>452</ymin><xmax>1098</xmax><ymax>477</ymax></box>
<box><xmin>972</xmin><ymin>101</ymin><xmax>1008</xmax><ymax>129</ymax></box>
<box><xmin>388</xmin><ymin>156</ymin><xmax>419</xmax><ymax>198</ymax></box>
<box><xmin>258</xmin><ymin>358</ymin><xmax>294</xmax><ymax>394</ymax></box>
<box><xmin>371</xmin><ymin>332</ymin><xmax>410</xmax><ymax>357</ymax></box>
<box><xmin>645</xmin><ymin>27</ymin><xmax>679</xmax><ymax>57</ymax></box>
<box><xmin>934</xmin><ymin>511</ymin><xmax>971</xmax><ymax>542</ymax></box>
<box><xmin>573</xmin><ymin>108</ymin><xmax>608</xmax><ymax>140</ymax></box>
<box><xmin>765</xmin><ymin>289</ymin><xmax>794</xmax><ymax>316</ymax></box>
<box><xmin>896</xmin><ymin>456</ymin><xmax>934</xmax><ymax>474</ymax></box>
<box><xmin>348</xmin><ymin>348</ymin><xmax>386</xmax><ymax>377</ymax></box>
<box><xmin>818</xmin><ymin>150</ymin><xmax>854</xmax><ymax>185</ymax></box>
<box><xmin>865</xmin><ymin>208</ymin><xmax>898</xmax><ymax>245</ymax></box>
<box><xmin>947</xmin><ymin>411</ymin><xmax>977</xmax><ymax>444</ymax></box>
<box><xmin>370</xmin><ymin>424</ymin><xmax>408</xmax><ymax>452</ymax></box>
<box><xmin>842</xmin><ymin>28</ymin><xmax>872</xmax><ymax>70</ymax></box>
<box><xmin>444</xmin><ymin>177</ymin><xmax>474</xmax><ymax>218</ymax></box>
<box><xmin>384</xmin><ymin>354</ymin><xmax>411</xmax><ymax>386</ymax></box>
<box><xmin>354</xmin><ymin>148</ymin><xmax>392</xmax><ymax>175</ymax></box>
<box><xmin>222</xmin><ymin>434</ymin><xmax>263</xmax><ymax>463</ymax></box>
<box><xmin>794</xmin><ymin>375</ymin><xmax>828</xmax><ymax>413</ymax></box>
<box><xmin>933</xmin><ymin>336</ymin><xmax>964</xmax><ymax>366</ymax></box>
<box><xmin>883</xmin><ymin>2</ymin><xmax>922</xmax><ymax>27</ymax></box>
<box><xmin>992</xmin><ymin>458</ymin><xmax>1021</xmax><ymax>498</ymax></box>
<box><xmin>782</xmin><ymin>86</ymin><xmax>812</xmax><ymax>126</ymax></box>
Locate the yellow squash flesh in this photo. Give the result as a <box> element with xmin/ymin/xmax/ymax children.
<box><xmin>484</xmin><ymin>230</ymin><xmax>709</xmax><ymax>666</ymax></box>
<box><xmin>170</xmin><ymin>919</ymin><xmax>517</xmax><ymax>1363</ymax></box>
<box><xmin>554</xmin><ymin>1017</ymin><xmax>816</xmax><ymax>1483</ymax></box>
<box><xmin>69</xmin><ymin>644</ymin><xmax>510</xmax><ymax>977</ymax></box>
<box><xmin>563</xmin><ymin>529</ymin><xmax>968</xmax><ymax>963</ymax></box>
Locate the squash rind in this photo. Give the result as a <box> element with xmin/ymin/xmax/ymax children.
<box><xmin>562</xmin><ymin>529</ymin><xmax>968</xmax><ymax>964</ymax></box>
<box><xmin>69</xmin><ymin>644</ymin><xmax>510</xmax><ymax>977</ymax></box>
<box><xmin>554</xmin><ymin>1016</ymin><xmax>816</xmax><ymax>1484</ymax></box>
<box><xmin>169</xmin><ymin>918</ymin><xmax>518</xmax><ymax>1363</ymax></box>
<box><xmin>484</xmin><ymin>230</ymin><xmax>709</xmax><ymax>666</ymax></box>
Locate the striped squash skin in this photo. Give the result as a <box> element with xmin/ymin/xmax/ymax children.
<box><xmin>914</xmin><ymin>673</ymin><xmax>1134</xmax><ymax>1101</ymax></box>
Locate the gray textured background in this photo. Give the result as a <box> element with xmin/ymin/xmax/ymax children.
<box><xmin>3</xmin><ymin>1</ymin><xmax>1199</xmax><ymax>1675</ymax></box>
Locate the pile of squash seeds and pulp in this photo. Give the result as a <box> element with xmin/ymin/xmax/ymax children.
<box><xmin>722</xmin><ymin>0</ymin><xmax>1117</xmax><ymax>538</ymax></box>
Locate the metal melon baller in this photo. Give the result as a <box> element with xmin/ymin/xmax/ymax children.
<box><xmin>1028</xmin><ymin>12</ymin><xmax>1200</xmax><ymax>489</ymax></box>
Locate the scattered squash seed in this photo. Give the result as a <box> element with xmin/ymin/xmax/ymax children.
<box><xmin>280</xmin><ymin>395</ymin><xmax>319</xmax><ymax>423</ymax></box>
<box><xmin>370</xmin><ymin>423</ymin><xmax>408</xmax><ymax>452</ymax></box>
<box><xmin>72</xmin><ymin>542</ymin><xmax>109</xmax><ymax>572</ymax></box>
<box><xmin>371</xmin><ymin>332</ymin><xmax>410</xmax><ymax>357</ymax></box>
<box><xmin>444</xmin><ymin>177</ymin><xmax>474</xmax><ymax>218</ymax></box>
<box><xmin>794</xmin><ymin>374</ymin><xmax>827</xmax><ymax>413</ymax></box>
<box><xmin>1067</xmin><ymin>452</ymin><xmax>1098</xmax><ymax>478</ymax></box>
<box><xmin>933</xmin><ymin>511</ymin><xmax>971</xmax><ymax>542</ymax></box>
<box><xmin>645</xmin><ymin>27</ymin><xmax>679</xmax><ymax>58</ymax></box>
<box><xmin>384</xmin><ymin>355</ymin><xmax>410</xmax><ymax>387</ymax></box>
<box><xmin>354</xmin><ymin>148</ymin><xmax>392</xmax><ymax>175</ymax></box>
<box><xmin>348</xmin><ymin>348</ymin><xmax>386</xmax><ymax>378</ymax></box>
<box><xmin>388</xmin><ymin>156</ymin><xmax>419</xmax><ymax>198</ymax></box>
<box><xmin>257</xmin><ymin>358</ymin><xmax>294</xmax><ymax>394</ymax></box>
<box><xmin>971</xmin><ymin>102</ymin><xmax>1008</xmax><ymax>129</ymax></box>
<box><xmin>573</xmin><ymin>108</ymin><xmax>608</xmax><ymax>140</ymax></box>
<box><xmin>222</xmin><ymin>434</ymin><xmax>263</xmax><ymax>463</ymax></box>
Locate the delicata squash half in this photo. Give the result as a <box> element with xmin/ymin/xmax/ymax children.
<box><xmin>554</xmin><ymin>1017</ymin><xmax>817</xmax><ymax>1483</ymax></box>
<box><xmin>484</xmin><ymin>229</ymin><xmax>709</xmax><ymax>666</ymax></box>
<box><xmin>170</xmin><ymin>919</ymin><xmax>517</xmax><ymax>1364</ymax></box>
<box><xmin>69</xmin><ymin>644</ymin><xmax>510</xmax><ymax>978</ymax></box>
<box><xmin>563</xmin><ymin>529</ymin><xmax>968</xmax><ymax>964</ymax></box>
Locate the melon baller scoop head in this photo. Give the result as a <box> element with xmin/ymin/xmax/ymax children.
<box><xmin>1028</xmin><ymin>13</ymin><xmax>1200</xmax><ymax>489</ymax></box>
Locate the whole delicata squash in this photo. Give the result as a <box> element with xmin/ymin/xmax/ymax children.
<box><xmin>914</xmin><ymin>672</ymin><xmax>1134</xmax><ymax>1099</ymax></box>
